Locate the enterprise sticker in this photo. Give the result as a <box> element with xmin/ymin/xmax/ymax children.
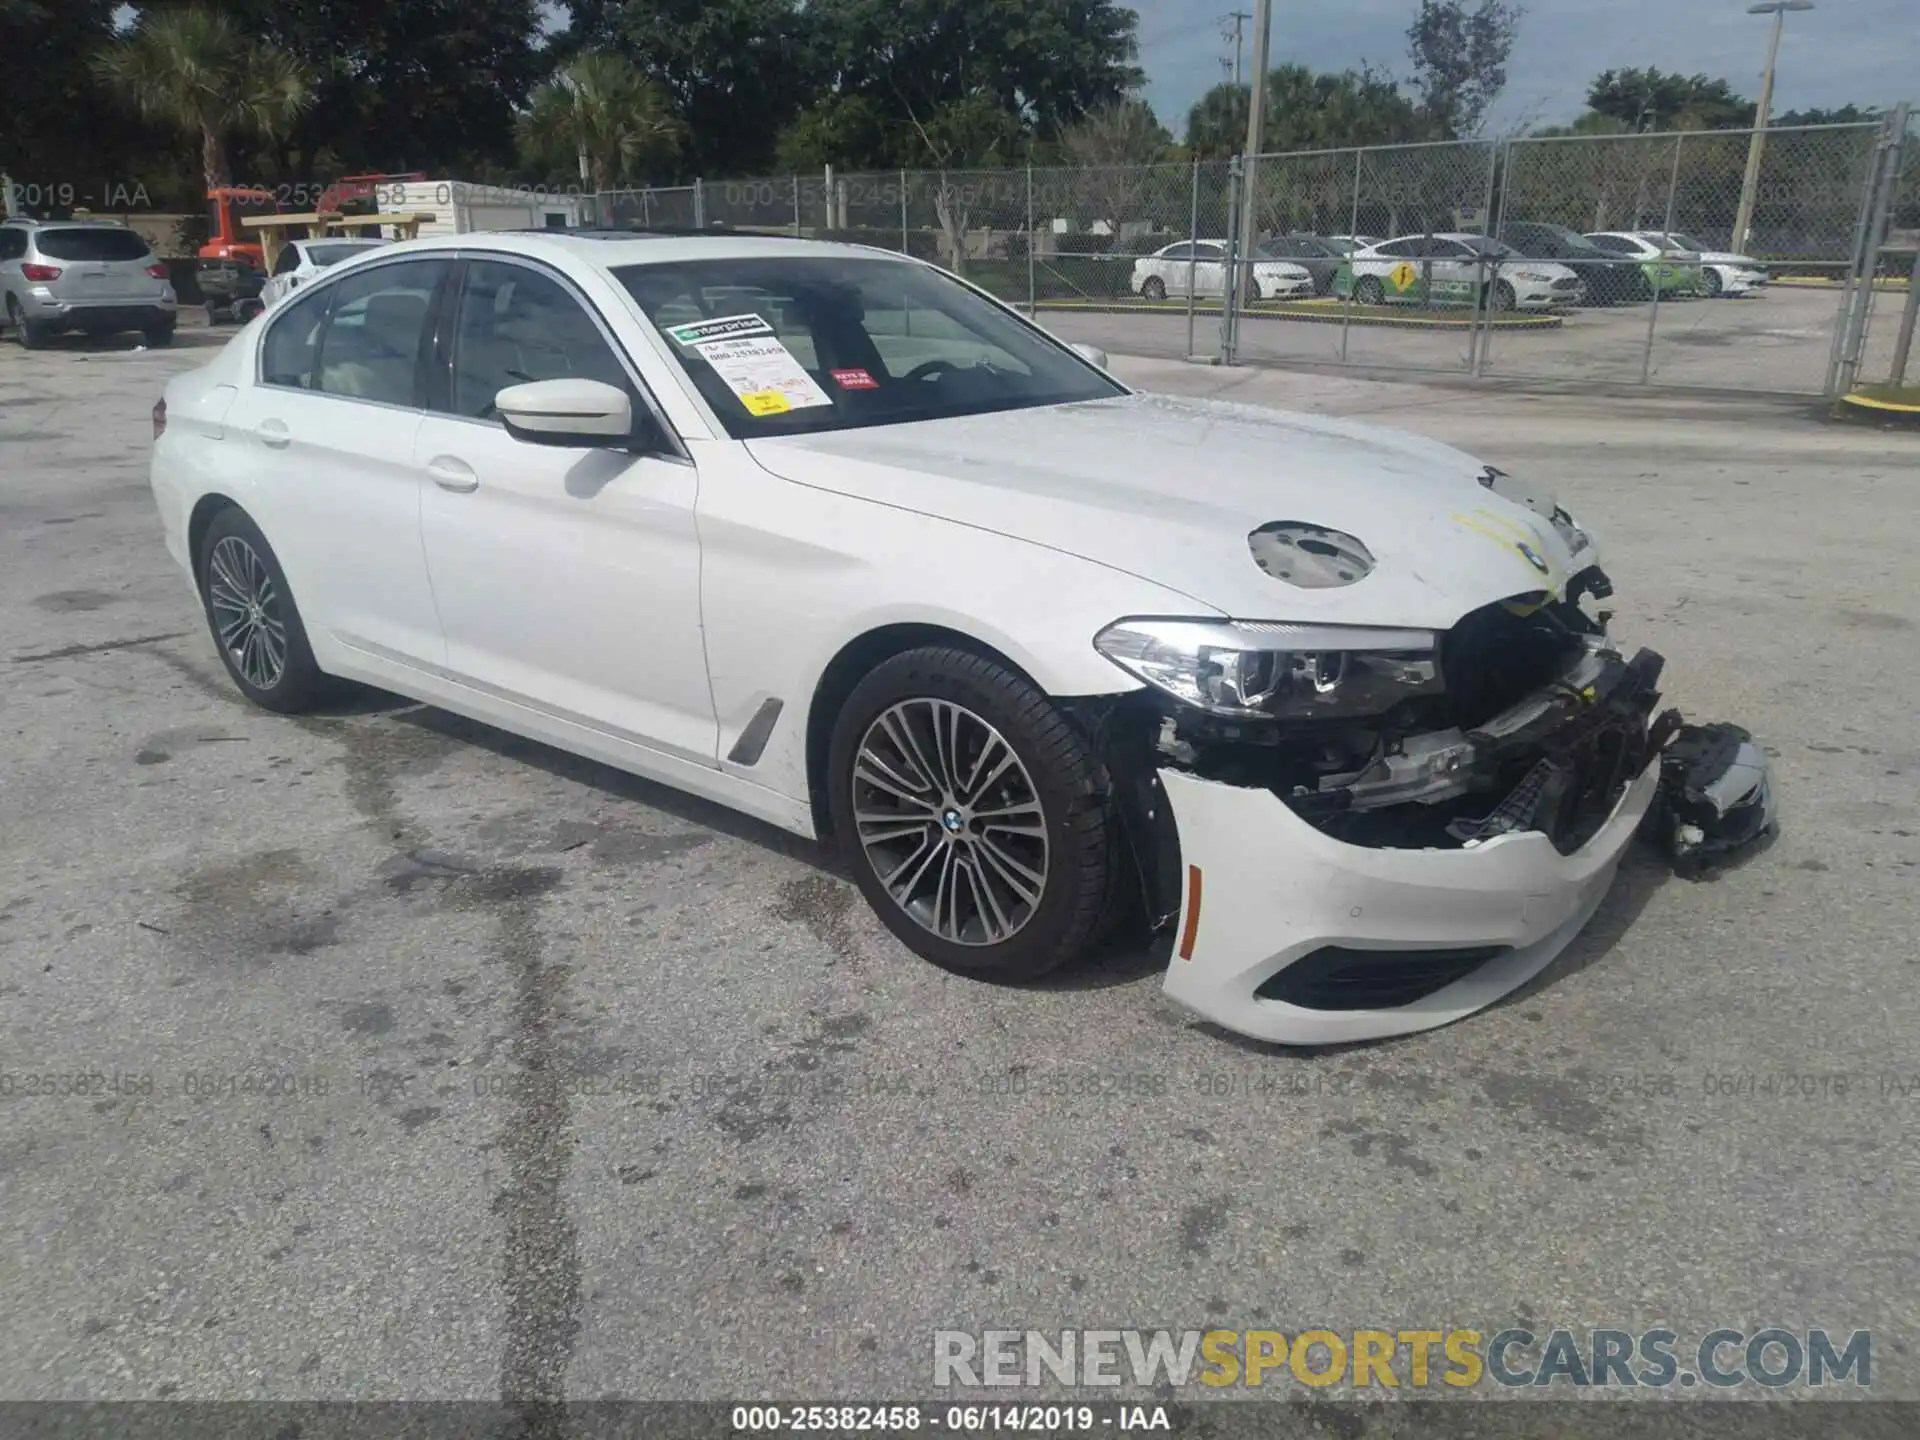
<box><xmin>665</xmin><ymin>313</ymin><xmax>773</xmax><ymax>346</ymax></box>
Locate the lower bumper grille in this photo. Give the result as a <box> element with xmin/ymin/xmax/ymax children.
<box><xmin>1256</xmin><ymin>945</ymin><xmax>1509</xmax><ymax>1010</ymax></box>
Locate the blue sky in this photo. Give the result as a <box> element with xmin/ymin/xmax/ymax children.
<box><xmin>1127</xmin><ymin>0</ymin><xmax>1916</xmax><ymax>135</ymax></box>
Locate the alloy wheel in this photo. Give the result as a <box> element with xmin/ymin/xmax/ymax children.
<box><xmin>207</xmin><ymin>535</ymin><xmax>288</xmax><ymax>690</ymax></box>
<box><xmin>850</xmin><ymin>698</ymin><xmax>1049</xmax><ymax>947</ymax></box>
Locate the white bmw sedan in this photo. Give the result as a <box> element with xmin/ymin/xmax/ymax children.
<box><xmin>149</xmin><ymin>231</ymin><xmax>1766</xmax><ymax>1045</ymax></box>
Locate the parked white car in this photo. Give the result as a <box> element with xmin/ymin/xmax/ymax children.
<box><xmin>260</xmin><ymin>236</ymin><xmax>390</xmax><ymax>309</ymax></box>
<box><xmin>1344</xmin><ymin>233</ymin><xmax>1584</xmax><ymax>310</ymax></box>
<box><xmin>149</xmin><ymin>232</ymin><xmax>1771</xmax><ymax>1045</ymax></box>
<box><xmin>1130</xmin><ymin>239</ymin><xmax>1313</xmax><ymax>302</ymax></box>
<box><xmin>1654</xmin><ymin>231</ymin><xmax>1768</xmax><ymax>296</ymax></box>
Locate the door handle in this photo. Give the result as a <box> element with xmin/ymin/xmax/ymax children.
<box><xmin>427</xmin><ymin>456</ymin><xmax>479</xmax><ymax>493</ymax></box>
<box><xmin>257</xmin><ymin>418</ymin><xmax>290</xmax><ymax>449</ymax></box>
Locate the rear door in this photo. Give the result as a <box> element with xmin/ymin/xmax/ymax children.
<box><xmin>221</xmin><ymin>257</ymin><xmax>452</xmax><ymax>668</ymax></box>
<box><xmin>1190</xmin><ymin>242</ymin><xmax>1227</xmax><ymax>297</ymax></box>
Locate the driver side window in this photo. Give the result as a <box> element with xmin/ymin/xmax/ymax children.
<box><xmin>446</xmin><ymin>260</ymin><xmax>633</xmax><ymax>419</ymax></box>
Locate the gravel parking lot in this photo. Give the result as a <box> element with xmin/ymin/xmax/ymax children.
<box><xmin>2</xmin><ymin>321</ymin><xmax>1917</xmax><ymax>1408</ymax></box>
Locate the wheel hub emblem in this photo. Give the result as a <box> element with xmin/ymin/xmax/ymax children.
<box><xmin>941</xmin><ymin>808</ymin><xmax>964</xmax><ymax>834</ymax></box>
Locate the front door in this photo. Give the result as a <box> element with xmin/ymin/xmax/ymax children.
<box><xmin>413</xmin><ymin>256</ymin><xmax>717</xmax><ymax>765</ymax></box>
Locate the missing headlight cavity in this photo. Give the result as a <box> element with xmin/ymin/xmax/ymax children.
<box><xmin>1249</xmin><ymin>522</ymin><xmax>1374</xmax><ymax>588</ymax></box>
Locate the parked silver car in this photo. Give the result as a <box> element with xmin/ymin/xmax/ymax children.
<box><xmin>0</xmin><ymin>218</ymin><xmax>178</xmax><ymax>348</ymax></box>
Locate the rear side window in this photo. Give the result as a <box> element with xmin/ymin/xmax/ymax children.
<box><xmin>306</xmin><ymin>242</ymin><xmax>384</xmax><ymax>268</ymax></box>
<box><xmin>0</xmin><ymin>228</ymin><xmax>26</xmax><ymax>260</ymax></box>
<box><xmin>32</xmin><ymin>228</ymin><xmax>152</xmax><ymax>262</ymax></box>
<box><xmin>313</xmin><ymin>259</ymin><xmax>448</xmax><ymax>406</ymax></box>
<box><xmin>261</xmin><ymin>287</ymin><xmax>331</xmax><ymax>388</ymax></box>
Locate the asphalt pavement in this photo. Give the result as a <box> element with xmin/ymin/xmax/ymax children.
<box><xmin>1</xmin><ymin>321</ymin><xmax>1916</xmax><ymax>1407</ymax></box>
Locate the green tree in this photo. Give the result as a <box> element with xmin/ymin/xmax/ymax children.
<box><xmin>561</xmin><ymin>0</ymin><xmax>829</xmax><ymax>176</ymax></box>
<box><xmin>775</xmin><ymin>95</ymin><xmax>899</xmax><ymax>172</ymax></box>
<box><xmin>517</xmin><ymin>52</ymin><xmax>683</xmax><ymax>191</ymax></box>
<box><xmin>1406</xmin><ymin>0</ymin><xmax>1521</xmax><ymax>136</ymax></box>
<box><xmin>1774</xmin><ymin>104</ymin><xmax>1878</xmax><ymax>127</ymax></box>
<box><xmin>1585</xmin><ymin>68</ymin><xmax>1754</xmax><ymax>132</ymax></box>
<box><xmin>194</xmin><ymin>0</ymin><xmax>545</xmax><ymax>181</ymax></box>
<box><xmin>92</xmin><ymin>4</ymin><xmax>314</xmax><ymax>192</ymax></box>
<box><xmin>1187</xmin><ymin>67</ymin><xmax>1429</xmax><ymax>160</ymax></box>
<box><xmin>1</xmin><ymin>0</ymin><xmax>158</xmax><ymax>211</ymax></box>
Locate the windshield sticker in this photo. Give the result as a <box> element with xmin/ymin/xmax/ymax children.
<box><xmin>830</xmin><ymin>368</ymin><xmax>879</xmax><ymax>390</ymax></box>
<box><xmin>665</xmin><ymin>313</ymin><xmax>774</xmax><ymax>346</ymax></box>
<box><xmin>694</xmin><ymin>335</ymin><xmax>833</xmax><ymax>414</ymax></box>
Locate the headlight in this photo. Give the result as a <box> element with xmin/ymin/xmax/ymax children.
<box><xmin>1513</xmin><ymin>270</ymin><xmax>1557</xmax><ymax>282</ymax></box>
<box><xmin>1093</xmin><ymin>618</ymin><xmax>1442</xmax><ymax>720</ymax></box>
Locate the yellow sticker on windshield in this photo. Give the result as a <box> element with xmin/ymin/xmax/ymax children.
<box><xmin>739</xmin><ymin>390</ymin><xmax>792</xmax><ymax>416</ymax></box>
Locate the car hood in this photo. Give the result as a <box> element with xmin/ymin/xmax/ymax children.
<box><xmin>744</xmin><ymin>393</ymin><xmax>1595</xmax><ymax>630</ymax></box>
<box><xmin>1699</xmin><ymin>251</ymin><xmax>1761</xmax><ymax>266</ymax></box>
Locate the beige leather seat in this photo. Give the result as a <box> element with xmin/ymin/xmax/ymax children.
<box><xmin>319</xmin><ymin>291</ymin><xmax>429</xmax><ymax>400</ymax></box>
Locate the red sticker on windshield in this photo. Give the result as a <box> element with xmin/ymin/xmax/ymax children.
<box><xmin>831</xmin><ymin>368</ymin><xmax>879</xmax><ymax>390</ymax></box>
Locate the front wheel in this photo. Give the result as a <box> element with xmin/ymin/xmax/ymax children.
<box><xmin>1491</xmin><ymin>280</ymin><xmax>1516</xmax><ymax>312</ymax></box>
<box><xmin>827</xmin><ymin>647</ymin><xmax>1121</xmax><ymax>980</ymax></box>
<box><xmin>1701</xmin><ymin>267</ymin><xmax>1723</xmax><ymax>298</ymax></box>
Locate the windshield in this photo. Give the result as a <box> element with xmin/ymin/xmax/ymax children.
<box><xmin>615</xmin><ymin>255</ymin><xmax>1126</xmax><ymax>439</ymax></box>
<box><xmin>1663</xmin><ymin>232</ymin><xmax>1707</xmax><ymax>252</ymax></box>
<box><xmin>1258</xmin><ymin>237</ymin><xmax>1331</xmax><ymax>258</ymax></box>
<box><xmin>306</xmin><ymin>241</ymin><xmax>385</xmax><ymax>267</ymax></box>
<box><xmin>33</xmin><ymin>227</ymin><xmax>152</xmax><ymax>262</ymax></box>
<box><xmin>1457</xmin><ymin>235</ymin><xmax>1516</xmax><ymax>258</ymax></box>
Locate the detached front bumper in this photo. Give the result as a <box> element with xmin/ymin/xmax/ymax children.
<box><xmin>1160</xmin><ymin>760</ymin><xmax>1658</xmax><ymax>1045</ymax></box>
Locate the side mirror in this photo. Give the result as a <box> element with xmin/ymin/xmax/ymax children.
<box><xmin>1069</xmin><ymin>343</ymin><xmax>1109</xmax><ymax>371</ymax></box>
<box><xmin>497</xmin><ymin>378</ymin><xmax>637</xmax><ymax>448</ymax></box>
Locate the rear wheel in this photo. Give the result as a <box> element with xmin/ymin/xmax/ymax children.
<box><xmin>1355</xmin><ymin>275</ymin><xmax>1385</xmax><ymax>305</ymax></box>
<box><xmin>196</xmin><ymin>508</ymin><xmax>330</xmax><ymax>713</ymax></box>
<box><xmin>827</xmin><ymin>647</ymin><xmax>1120</xmax><ymax>981</ymax></box>
<box><xmin>8</xmin><ymin>296</ymin><xmax>48</xmax><ymax>349</ymax></box>
<box><xmin>144</xmin><ymin>322</ymin><xmax>176</xmax><ymax>347</ymax></box>
<box><xmin>1141</xmin><ymin>275</ymin><xmax>1167</xmax><ymax>302</ymax></box>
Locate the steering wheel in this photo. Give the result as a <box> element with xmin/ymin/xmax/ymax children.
<box><xmin>902</xmin><ymin>358</ymin><xmax>964</xmax><ymax>383</ymax></box>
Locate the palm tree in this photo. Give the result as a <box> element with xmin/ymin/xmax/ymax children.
<box><xmin>92</xmin><ymin>5</ymin><xmax>313</xmax><ymax>195</ymax></box>
<box><xmin>517</xmin><ymin>53</ymin><xmax>683</xmax><ymax>194</ymax></box>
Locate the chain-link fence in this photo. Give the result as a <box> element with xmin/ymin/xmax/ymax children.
<box><xmin>587</xmin><ymin>109</ymin><xmax>1911</xmax><ymax>397</ymax></box>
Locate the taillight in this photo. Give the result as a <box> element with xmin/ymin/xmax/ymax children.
<box><xmin>22</xmin><ymin>262</ymin><xmax>61</xmax><ymax>281</ymax></box>
<box><xmin>152</xmin><ymin>398</ymin><xmax>167</xmax><ymax>439</ymax></box>
<box><xmin>147</xmin><ymin>263</ymin><xmax>169</xmax><ymax>279</ymax></box>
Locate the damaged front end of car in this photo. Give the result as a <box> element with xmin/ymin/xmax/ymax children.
<box><xmin>1076</xmin><ymin>562</ymin><xmax>1776</xmax><ymax>1043</ymax></box>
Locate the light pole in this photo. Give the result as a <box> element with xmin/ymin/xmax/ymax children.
<box><xmin>1731</xmin><ymin>0</ymin><xmax>1813</xmax><ymax>254</ymax></box>
<box><xmin>1232</xmin><ymin>0</ymin><xmax>1273</xmax><ymax>327</ymax></box>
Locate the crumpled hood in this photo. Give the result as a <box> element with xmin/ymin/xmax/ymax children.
<box><xmin>744</xmin><ymin>392</ymin><xmax>1595</xmax><ymax>630</ymax></box>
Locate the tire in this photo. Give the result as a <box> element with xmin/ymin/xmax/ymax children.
<box><xmin>1491</xmin><ymin>280</ymin><xmax>1516</xmax><ymax>312</ymax></box>
<box><xmin>827</xmin><ymin>646</ymin><xmax>1121</xmax><ymax>981</ymax></box>
<box><xmin>144</xmin><ymin>323</ymin><xmax>176</xmax><ymax>347</ymax></box>
<box><xmin>1355</xmin><ymin>275</ymin><xmax>1385</xmax><ymax>305</ymax></box>
<box><xmin>196</xmin><ymin>508</ymin><xmax>330</xmax><ymax>714</ymax></box>
<box><xmin>1141</xmin><ymin>275</ymin><xmax>1167</xmax><ymax>302</ymax></box>
<box><xmin>8</xmin><ymin>295</ymin><xmax>48</xmax><ymax>349</ymax></box>
<box><xmin>1701</xmin><ymin>267</ymin><xmax>1723</xmax><ymax>298</ymax></box>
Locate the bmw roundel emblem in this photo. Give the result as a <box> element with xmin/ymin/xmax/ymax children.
<box><xmin>1517</xmin><ymin>542</ymin><xmax>1550</xmax><ymax>574</ymax></box>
